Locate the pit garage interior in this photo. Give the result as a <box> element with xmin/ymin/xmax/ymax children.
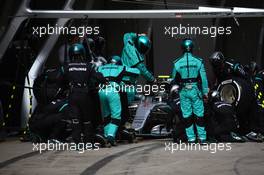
<box><xmin>0</xmin><ymin>0</ymin><xmax>264</xmax><ymax>175</ymax></box>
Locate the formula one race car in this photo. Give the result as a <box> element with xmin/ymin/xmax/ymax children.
<box><xmin>131</xmin><ymin>76</ymin><xmax>179</xmax><ymax>138</ymax></box>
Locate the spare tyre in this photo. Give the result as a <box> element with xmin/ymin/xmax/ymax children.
<box><xmin>217</xmin><ymin>77</ymin><xmax>256</xmax><ymax>134</ymax></box>
<box><xmin>216</xmin><ymin>77</ymin><xmax>255</xmax><ymax>112</ymax></box>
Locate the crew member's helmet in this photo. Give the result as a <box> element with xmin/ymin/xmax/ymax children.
<box><xmin>209</xmin><ymin>51</ymin><xmax>225</xmax><ymax>66</ymax></box>
<box><xmin>181</xmin><ymin>38</ymin><xmax>194</xmax><ymax>52</ymax></box>
<box><xmin>69</xmin><ymin>43</ymin><xmax>86</xmax><ymax>61</ymax></box>
<box><xmin>137</xmin><ymin>35</ymin><xmax>151</xmax><ymax>54</ymax></box>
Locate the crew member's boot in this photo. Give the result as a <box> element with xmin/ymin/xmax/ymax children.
<box><xmin>67</xmin><ymin>119</ymin><xmax>81</xmax><ymax>143</ymax></box>
<box><xmin>105</xmin><ymin>123</ymin><xmax>118</xmax><ymax>146</ymax></box>
<box><xmin>95</xmin><ymin>125</ymin><xmax>110</xmax><ymax>147</ymax></box>
<box><xmin>83</xmin><ymin>121</ymin><xmax>95</xmax><ymax>144</ymax></box>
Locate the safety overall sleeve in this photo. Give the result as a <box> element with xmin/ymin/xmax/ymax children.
<box><xmin>124</xmin><ymin>67</ymin><xmax>140</xmax><ymax>77</ymax></box>
<box><xmin>199</xmin><ymin>62</ymin><xmax>209</xmax><ymax>95</ymax></box>
<box><xmin>123</xmin><ymin>33</ymin><xmax>137</xmax><ymax>45</ymax></box>
<box><xmin>136</xmin><ymin>62</ymin><xmax>155</xmax><ymax>82</ymax></box>
<box><xmin>171</xmin><ymin>66</ymin><xmax>177</xmax><ymax>79</ymax></box>
<box><xmin>90</xmin><ymin>66</ymin><xmax>107</xmax><ymax>84</ymax></box>
<box><xmin>122</xmin><ymin>41</ymin><xmax>144</xmax><ymax>67</ymax></box>
<box><xmin>171</xmin><ymin>64</ymin><xmax>181</xmax><ymax>85</ymax></box>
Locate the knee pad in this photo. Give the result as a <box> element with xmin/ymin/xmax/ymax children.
<box><xmin>104</xmin><ymin>116</ymin><xmax>111</xmax><ymax>125</ymax></box>
<box><xmin>183</xmin><ymin>116</ymin><xmax>194</xmax><ymax>128</ymax></box>
<box><xmin>111</xmin><ymin>118</ymin><xmax>121</xmax><ymax>126</ymax></box>
<box><xmin>195</xmin><ymin>115</ymin><xmax>205</xmax><ymax>127</ymax></box>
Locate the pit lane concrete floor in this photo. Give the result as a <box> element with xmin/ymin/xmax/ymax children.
<box><xmin>0</xmin><ymin>138</ymin><xmax>264</xmax><ymax>175</ymax></box>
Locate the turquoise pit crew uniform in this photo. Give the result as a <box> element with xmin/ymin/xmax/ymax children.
<box><xmin>98</xmin><ymin>56</ymin><xmax>139</xmax><ymax>143</ymax></box>
<box><xmin>121</xmin><ymin>33</ymin><xmax>155</xmax><ymax>103</ymax></box>
<box><xmin>172</xmin><ymin>39</ymin><xmax>209</xmax><ymax>142</ymax></box>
